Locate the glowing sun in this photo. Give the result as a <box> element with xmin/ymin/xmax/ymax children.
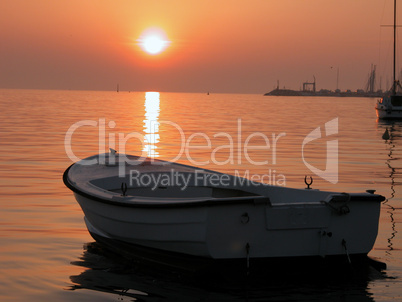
<box><xmin>139</xmin><ymin>29</ymin><xmax>170</xmax><ymax>55</ymax></box>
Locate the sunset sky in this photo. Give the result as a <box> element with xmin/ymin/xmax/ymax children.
<box><xmin>0</xmin><ymin>0</ymin><xmax>400</xmax><ymax>93</ymax></box>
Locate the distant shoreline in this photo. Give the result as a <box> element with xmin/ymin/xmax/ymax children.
<box><xmin>264</xmin><ymin>88</ymin><xmax>385</xmax><ymax>98</ymax></box>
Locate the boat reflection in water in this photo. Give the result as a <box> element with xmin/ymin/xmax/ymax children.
<box><xmin>378</xmin><ymin>120</ymin><xmax>402</xmax><ymax>255</ymax></box>
<box><xmin>68</xmin><ymin>242</ymin><xmax>384</xmax><ymax>302</ymax></box>
<box><xmin>143</xmin><ymin>92</ymin><xmax>160</xmax><ymax>158</ymax></box>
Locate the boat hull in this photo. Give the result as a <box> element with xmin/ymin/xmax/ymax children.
<box><xmin>376</xmin><ymin>107</ymin><xmax>402</xmax><ymax>119</ymax></box>
<box><xmin>73</xmin><ymin>189</ymin><xmax>381</xmax><ymax>260</ymax></box>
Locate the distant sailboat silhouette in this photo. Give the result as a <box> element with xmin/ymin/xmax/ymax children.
<box><xmin>375</xmin><ymin>0</ymin><xmax>402</xmax><ymax>119</ymax></box>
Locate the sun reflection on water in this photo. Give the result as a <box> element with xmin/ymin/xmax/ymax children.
<box><xmin>143</xmin><ymin>92</ymin><xmax>160</xmax><ymax>158</ymax></box>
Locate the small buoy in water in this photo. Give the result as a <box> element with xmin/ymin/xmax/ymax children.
<box><xmin>382</xmin><ymin>128</ymin><xmax>390</xmax><ymax>140</ymax></box>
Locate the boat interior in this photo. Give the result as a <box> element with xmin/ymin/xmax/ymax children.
<box><xmin>108</xmin><ymin>186</ymin><xmax>260</xmax><ymax>198</ymax></box>
<box><xmin>85</xmin><ymin>170</ymin><xmax>338</xmax><ymax>204</ymax></box>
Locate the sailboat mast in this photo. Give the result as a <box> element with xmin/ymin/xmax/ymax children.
<box><xmin>393</xmin><ymin>0</ymin><xmax>397</xmax><ymax>94</ymax></box>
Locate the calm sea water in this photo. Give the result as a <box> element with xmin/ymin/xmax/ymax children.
<box><xmin>0</xmin><ymin>89</ymin><xmax>401</xmax><ymax>301</ymax></box>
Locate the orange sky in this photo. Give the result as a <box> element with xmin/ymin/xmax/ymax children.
<box><xmin>0</xmin><ymin>0</ymin><xmax>400</xmax><ymax>93</ymax></box>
